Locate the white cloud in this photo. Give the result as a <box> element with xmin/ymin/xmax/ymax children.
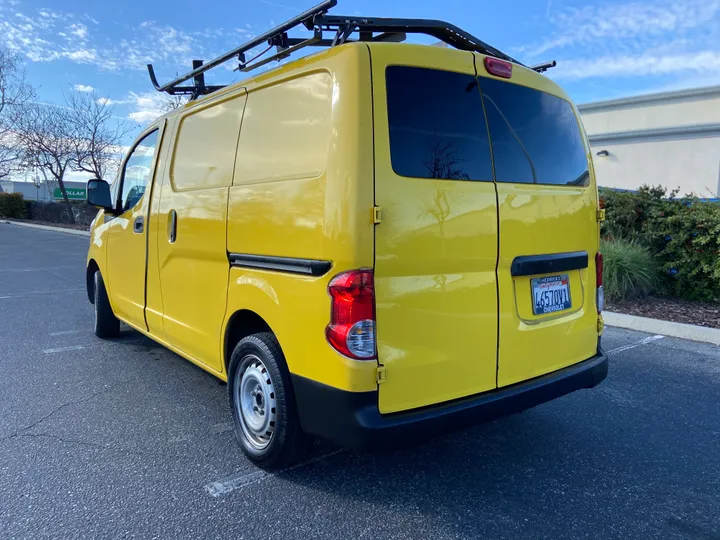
<box><xmin>69</xmin><ymin>23</ymin><xmax>88</xmax><ymax>40</ymax></box>
<box><xmin>553</xmin><ymin>50</ymin><xmax>720</xmax><ymax>80</ymax></box>
<box><xmin>96</xmin><ymin>97</ymin><xmax>127</xmax><ymax>106</ymax></box>
<box><xmin>0</xmin><ymin>5</ymin><xmax>247</xmax><ymax>75</ymax></box>
<box><xmin>530</xmin><ymin>0</ymin><xmax>720</xmax><ymax>58</ymax></box>
<box><xmin>126</xmin><ymin>92</ymin><xmax>173</xmax><ymax>123</ymax></box>
<box><xmin>74</xmin><ymin>84</ymin><xmax>94</xmax><ymax>92</ymax></box>
<box><xmin>518</xmin><ymin>0</ymin><xmax>720</xmax><ymax>89</ymax></box>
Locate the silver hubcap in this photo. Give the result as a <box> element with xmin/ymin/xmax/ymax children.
<box><xmin>234</xmin><ymin>354</ymin><xmax>277</xmax><ymax>450</ymax></box>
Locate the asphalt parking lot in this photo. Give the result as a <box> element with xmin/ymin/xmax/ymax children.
<box><xmin>1</xmin><ymin>222</ymin><xmax>719</xmax><ymax>540</ymax></box>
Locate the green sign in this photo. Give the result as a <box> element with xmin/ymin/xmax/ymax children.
<box><xmin>53</xmin><ymin>187</ymin><xmax>86</xmax><ymax>200</ymax></box>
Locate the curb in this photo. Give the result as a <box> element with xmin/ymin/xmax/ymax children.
<box><xmin>604</xmin><ymin>311</ymin><xmax>720</xmax><ymax>346</ymax></box>
<box><xmin>2</xmin><ymin>220</ymin><xmax>90</xmax><ymax>237</ymax></box>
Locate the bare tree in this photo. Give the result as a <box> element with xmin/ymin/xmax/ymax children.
<box><xmin>422</xmin><ymin>137</ymin><xmax>470</xmax><ymax>181</ymax></box>
<box><xmin>161</xmin><ymin>94</ymin><xmax>187</xmax><ymax>113</ymax></box>
<box><xmin>0</xmin><ymin>46</ymin><xmax>34</xmax><ymax>180</ymax></box>
<box><xmin>15</xmin><ymin>103</ymin><xmax>77</xmax><ymax>223</ymax></box>
<box><xmin>66</xmin><ymin>89</ymin><xmax>132</xmax><ymax>181</ymax></box>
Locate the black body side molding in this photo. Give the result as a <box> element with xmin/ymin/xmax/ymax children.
<box><xmin>511</xmin><ymin>251</ymin><xmax>588</xmax><ymax>277</ymax></box>
<box><xmin>228</xmin><ymin>253</ymin><xmax>332</xmax><ymax>277</ymax></box>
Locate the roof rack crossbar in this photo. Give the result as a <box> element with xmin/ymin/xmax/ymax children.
<box><xmin>311</xmin><ymin>15</ymin><xmax>519</xmax><ymax>63</ymax></box>
<box><xmin>281</xmin><ymin>32</ymin><xmax>406</xmax><ymax>48</ymax></box>
<box><xmin>146</xmin><ymin>0</ymin><xmax>337</xmax><ymax>93</ymax></box>
<box><xmin>529</xmin><ymin>60</ymin><xmax>557</xmax><ymax>73</ymax></box>
<box><xmin>239</xmin><ymin>30</ymin><xmax>323</xmax><ymax>72</ymax></box>
<box><xmin>147</xmin><ymin>1</ymin><xmax>549</xmax><ymax>97</ymax></box>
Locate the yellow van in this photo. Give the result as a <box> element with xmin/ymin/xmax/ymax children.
<box><xmin>86</xmin><ymin>2</ymin><xmax>607</xmax><ymax>469</ymax></box>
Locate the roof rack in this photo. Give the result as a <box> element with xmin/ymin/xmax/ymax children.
<box><xmin>146</xmin><ymin>0</ymin><xmax>552</xmax><ymax>98</ymax></box>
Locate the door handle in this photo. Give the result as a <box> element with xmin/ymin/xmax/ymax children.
<box><xmin>168</xmin><ymin>210</ymin><xmax>177</xmax><ymax>243</ymax></box>
<box><xmin>133</xmin><ymin>216</ymin><xmax>144</xmax><ymax>234</ymax></box>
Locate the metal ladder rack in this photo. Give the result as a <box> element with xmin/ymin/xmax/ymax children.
<box><xmin>146</xmin><ymin>0</ymin><xmax>554</xmax><ymax>98</ymax></box>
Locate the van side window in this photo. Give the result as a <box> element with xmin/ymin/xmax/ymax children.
<box><xmin>120</xmin><ymin>130</ymin><xmax>159</xmax><ymax>212</ymax></box>
<box><xmin>386</xmin><ymin>66</ymin><xmax>492</xmax><ymax>182</ymax></box>
<box><xmin>172</xmin><ymin>95</ymin><xmax>247</xmax><ymax>190</ymax></box>
<box><xmin>480</xmin><ymin>78</ymin><xmax>589</xmax><ymax>186</ymax></box>
<box><xmin>234</xmin><ymin>73</ymin><xmax>332</xmax><ymax>185</ymax></box>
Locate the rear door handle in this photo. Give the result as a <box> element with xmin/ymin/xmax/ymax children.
<box><xmin>168</xmin><ymin>210</ymin><xmax>177</xmax><ymax>243</ymax></box>
<box><xmin>133</xmin><ymin>216</ymin><xmax>144</xmax><ymax>234</ymax></box>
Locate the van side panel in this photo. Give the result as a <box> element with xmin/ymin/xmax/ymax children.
<box><xmin>224</xmin><ymin>44</ymin><xmax>376</xmax><ymax>392</ymax></box>
<box><xmin>155</xmin><ymin>92</ymin><xmax>247</xmax><ymax>373</ymax></box>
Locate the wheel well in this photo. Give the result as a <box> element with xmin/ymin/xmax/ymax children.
<box><xmin>86</xmin><ymin>259</ymin><xmax>99</xmax><ymax>304</ymax></box>
<box><xmin>224</xmin><ymin>310</ymin><xmax>273</xmax><ymax>371</ymax></box>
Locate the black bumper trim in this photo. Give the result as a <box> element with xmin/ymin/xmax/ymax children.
<box><xmin>292</xmin><ymin>350</ymin><xmax>608</xmax><ymax>451</ymax></box>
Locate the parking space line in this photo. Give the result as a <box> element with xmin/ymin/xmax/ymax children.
<box><xmin>607</xmin><ymin>334</ymin><xmax>664</xmax><ymax>355</ymax></box>
<box><xmin>204</xmin><ymin>449</ymin><xmax>344</xmax><ymax>498</ymax></box>
<box><xmin>43</xmin><ymin>345</ymin><xmax>90</xmax><ymax>354</ymax></box>
<box><xmin>0</xmin><ymin>265</ymin><xmax>77</xmax><ymax>273</ymax></box>
<box><xmin>0</xmin><ymin>288</ymin><xmax>85</xmax><ymax>300</ymax></box>
<box><xmin>49</xmin><ymin>330</ymin><xmax>81</xmax><ymax>337</ymax></box>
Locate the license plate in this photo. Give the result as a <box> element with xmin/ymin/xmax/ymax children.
<box><xmin>532</xmin><ymin>275</ymin><xmax>571</xmax><ymax>315</ymax></box>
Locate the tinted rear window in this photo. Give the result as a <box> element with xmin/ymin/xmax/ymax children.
<box><xmin>480</xmin><ymin>77</ymin><xmax>589</xmax><ymax>186</ymax></box>
<box><xmin>386</xmin><ymin>66</ymin><xmax>493</xmax><ymax>181</ymax></box>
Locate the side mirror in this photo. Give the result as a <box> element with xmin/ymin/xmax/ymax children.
<box><xmin>87</xmin><ymin>179</ymin><xmax>114</xmax><ymax>211</ymax></box>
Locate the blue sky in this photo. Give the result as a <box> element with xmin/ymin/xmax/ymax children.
<box><xmin>2</xmin><ymin>0</ymin><xmax>719</xmax><ymax>138</ymax></box>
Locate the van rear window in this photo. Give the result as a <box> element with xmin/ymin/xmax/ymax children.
<box><xmin>480</xmin><ymin>77</ymin><xmax>589</xmax><ymax>186</ymax></box>
<box><xmin>386</xmin><ymin>66</ymin><xmax>493</xmax><ymax>181</ymax></box>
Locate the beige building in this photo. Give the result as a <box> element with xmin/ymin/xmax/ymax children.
<box><xmin>579</xmin><ymin>85</ymin><xmax>720</xmax><ymax>198</ymax></box>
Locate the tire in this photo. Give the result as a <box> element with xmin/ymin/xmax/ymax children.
<box><xmin>93</xmin><ymin>271</ymin><xmax>120</xmax><ymax>339</ymax></box>
<box><xmin>228</xmin><ymin>332</ymin><xmax>311</xmax><ymax>470</ymax></box>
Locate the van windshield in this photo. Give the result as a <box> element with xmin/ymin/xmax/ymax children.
<box><xmin>385</xmin><ymin>66</ymin><xmax>589</xmax><ymax>186</ymax></box>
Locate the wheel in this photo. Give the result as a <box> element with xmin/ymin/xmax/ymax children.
<box><xmin>228</xmin><ymin>332</ymin><xmax>311</xmax><ymax>470</ymax></box>
<box><xmin>93</xmin><ymin>271</ymin><xmax>120</xmax><ymax>339</ymax></box>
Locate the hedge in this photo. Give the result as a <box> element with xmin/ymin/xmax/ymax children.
<box><xmin>26</xmin><ymin>201</ymin><xmax>98</xmax><ymax>226</ymax></box>
<box><xmin>600</xmin><ymin>186</ymin><xmax>720</xmax><ymax>302</ymax></box>
<box><xmin>0</xmin><ymin>192</ymin><xmax>27</xmax><ymax>219</ymax></box>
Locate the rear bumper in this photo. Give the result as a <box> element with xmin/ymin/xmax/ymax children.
<box><xmin>292</xmin><ymin>347</ymin><xmax>608</xmax><ymax>451</ymax></box>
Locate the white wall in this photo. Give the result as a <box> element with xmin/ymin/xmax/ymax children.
<box><xmin>579</xmin><ymin>86</ymin><xmax>720</xmax><ymax>197</ymax></box>
<box><xmin>592</xmin><ymin>137</ymin><xmax>720</xmax><ymax>198</ymax></box>
<box><xmin>582</xmin><ymin>95</ymin><xmax>720</xmax><ymax>134</ymax></box>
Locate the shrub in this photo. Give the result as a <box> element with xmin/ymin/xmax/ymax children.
<box><xmin>600</xmin><ymin>185</ymin><xmax>676</xmax><ymax>241</ymax></box>
<box><xmin>601</xmin><ymin>238</ymin><xmax>660</xmax><ymax>302</ymax></box>
<box><xmin>0</xmin><ymin>192</ymin><xmax>27</xmax><ymax>219</ymax></box>
<box><xmin>26</xmin><ymin>201</ymin><xmax>98</xmax><ymax>226</ymax></box>
<box><xmin>600</xmin><ymin>185</ymin><xmax>720</xmax><ymax>302</ymax></box>
<box><xmin>644</xmin><ymin>198</ymin><xmax>720</xmax><ymax>302</ymax></box>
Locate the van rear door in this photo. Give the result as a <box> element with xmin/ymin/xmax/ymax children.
<box><xmin>475</xmin><ymin>58</ymin><xmax>600</xmax><ymax>387</ymax></box>
<box><xmin>370</xmin><ymin>45</ymin><xmax>499</xmax><ymax>414</ymax></box>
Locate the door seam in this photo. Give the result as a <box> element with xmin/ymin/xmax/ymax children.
<box><xmin>364</xmin><ymin>43</ymin><xmax>380</xmax><ymax>377</ymax></box>
<box><xmin>474</xmin><ymin>58</ymin><xmax>501</xmax><ymax>389</ymax></box>
<box><xmin>142</xmin><ymin>122</ymin><xmax>166</xmax><ymax>333</ymax></box>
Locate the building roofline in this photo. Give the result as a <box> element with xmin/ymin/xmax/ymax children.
<box><xmin>588</xmin><ymin>123</ymin><xmax>720</xmax><ymax>145</ymax></box>
<box><xmin>578</xmin><ymin>85</ymin><xmax>720</xmax><ymax>113</ymax></box>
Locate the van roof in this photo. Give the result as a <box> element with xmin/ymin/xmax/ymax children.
<box><xmin>146</xmin><ymin>1</ymin><xmax>556</xmax><ymax>103</ymax></box>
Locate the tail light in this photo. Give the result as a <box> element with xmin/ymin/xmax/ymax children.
<box><xmin>326</xmin><ymin>269</ymin><xmax>376</xmax><ymax>360</ymax></box>
<box><xmin>484</xmin><ymin>57</ymin><xmax>513</xmax><ymax>79</ymax></box>
<box><xmin>595</xmin><ymin>252</ymin><xmax>604</xmax><ymax>313</ymax></box>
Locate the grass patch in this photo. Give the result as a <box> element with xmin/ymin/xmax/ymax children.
<box><xmin>601</xmin><ymin>238</ymin><xmax>660</xmax><ymax>302</ymax></box>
